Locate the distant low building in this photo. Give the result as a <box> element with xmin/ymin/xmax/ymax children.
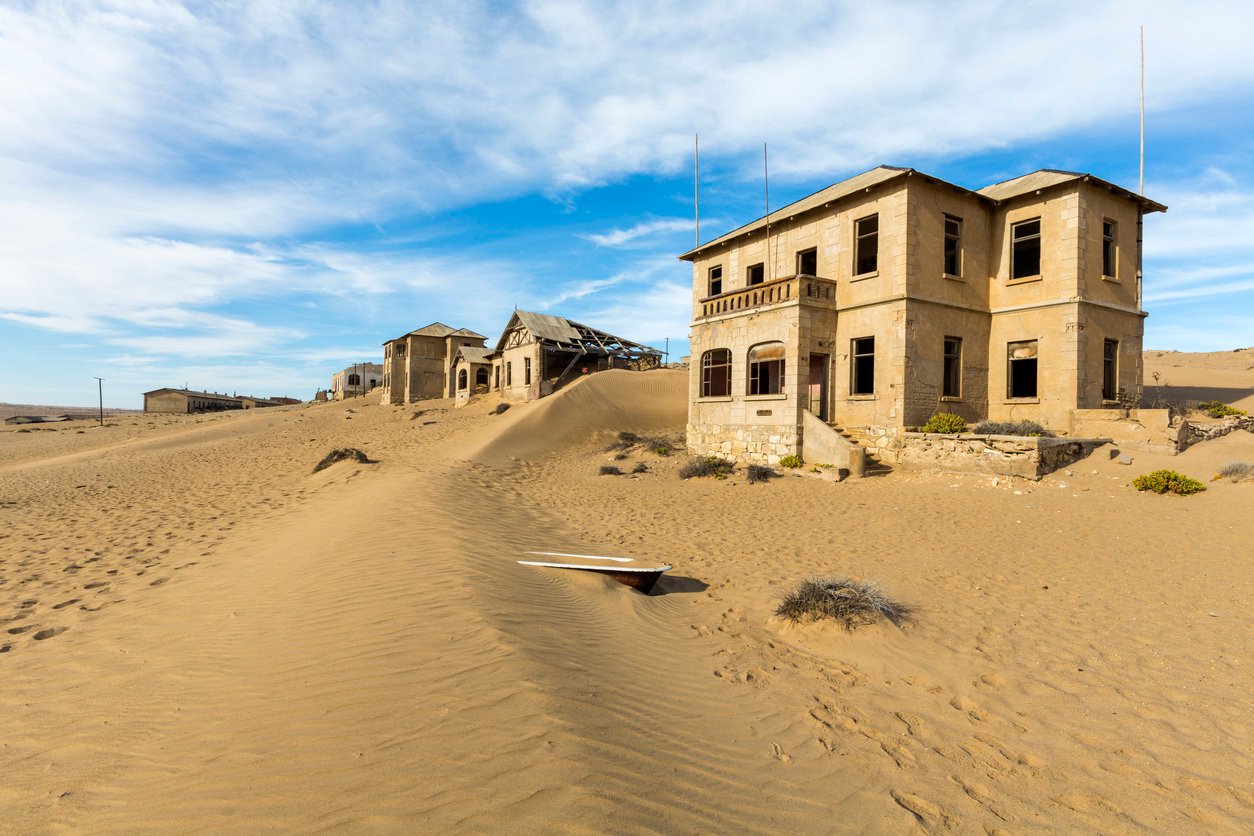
<box><xmin>143</xmin><ymin>388</ymin><xmax>285</xmax><ymax>414</ymax></box>
<box><xmin>330</xmin><ymin>363</ymin><xmax>383</xmax><ymax>400</ymax></box>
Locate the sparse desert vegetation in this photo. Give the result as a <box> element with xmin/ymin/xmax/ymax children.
<box><xmin>775</xmin><ymin>577</ymin><xmax>913</xmax><ymax>631</ymax></box>
<box><xmin>1133</xmin><ymin>469</ymin><xmax>1207</xmax><ymax>495</ymax></box>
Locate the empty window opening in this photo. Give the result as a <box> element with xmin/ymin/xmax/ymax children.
<box><xmin>747</xmin><ymin>262</ymin><xmax>765</xmax><ymax>286</ymax></box>
<box><xmin>457</xmin><ymin>369</ymin><xmax>468</xmax><ymax>390</ymax></box>
<box><xmin>476</xmin><ymin>368</ymin><xmax>489</xmax><ymax>388</ymax></box>
<box><xmin>855</xmin><ymin>215</ymin><xmax>879</xmax><ymax>275</ymax></box>
<box><xmin>944</xmin><ymin>214</ymin><xmax>962</xmax><ymax>276</ymax></box>
<box><xmin>494</xmin><ymin>366</ymin><xmax>501</xmax><ymax>389</ymax></box>
<box><xmin>1008</xmin><ymin>340</ymin><xmax>1038</xmax><ymax>398</ymax></box>
<box><xmin>524</xmin><ymin>357</ymin><xmax>532</xmax><ymax>386</ymax></box>
<box><xmin>943</xmin><ymin>337</ymin><xmax>962</xmax><ymax>398</ymax></box>
<box><xmin>701</xmin><ymin>349</ymin><xmax>732</xmax><ymax>397</ymax></box>
<box><xmin>1103</xmin><ymin>339</ymin><xmax>1119</xmax><ymax>400</ymax></box>
<box><xmin>1011</xmin><ymin>219</ymin><xmax>1041</xmax><ymax>279</ymax></box>
<box><xmin>506</xmin><ymin>362</ymin><xmax>513</xmax><ymax>386</ymax></box>
<box><xmin>796</xmin><ymin>248</ymin><xmax>817</xmax><ymax>276</ymax></box>
<box><xmin>708</xmin><ymin>265</ymin><xmax>723</xmax><ymax>296</ymax></box>
<box><xmin>347</xmin><ymin>373</ymin><xmax>361</xmax><ymax>386</ymax></box>
<box><xmin>747</xmin><ymin>342</ymin><xmax>785</xmax><ymax>395</ymax></box>
<box><xmin>1102</xmin><ymin>220</ymin><xmax>1117</xmax><ymax>278</ymax></box>
<box><xmin>850</xmin><ymin>336</ymin><xmax>875</xmax><ymax>395</ymax></box>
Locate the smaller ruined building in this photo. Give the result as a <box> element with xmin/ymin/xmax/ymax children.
<box><xmin>143</xmin><ymin>389</ymin><xmax>284</xmax><ymax>414</ymax></box>
<box><xmin>484</xmin><ymin>310</ymin><xmax>662</xmax><ymax>401</ymax></box>
<box><xmin>330</xmin><ymin>363</ymin><xmax>383</xmax><ymax>400</ymax></box>
<box><xmin>380</xmin><ymin>323</ymin><xmax>487</xmax><ymax>404</ymax></box>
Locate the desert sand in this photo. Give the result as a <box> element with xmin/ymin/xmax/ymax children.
<box><xmin>1</xmin><ymin>354</ymin><xmax>1251</xmax><ymax>833</ymax></box>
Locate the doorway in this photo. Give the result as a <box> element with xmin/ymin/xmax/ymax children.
<box><xmin>808</xmin><ymin>354</ymin><xmax>829</xmax><ymax>421</ymax></box>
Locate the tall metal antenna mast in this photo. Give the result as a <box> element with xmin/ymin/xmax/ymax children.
<box><xmin>764</xmin><ymin>143</ymin><xmax>772</xmax><ymax>282</ymax></box>
<box><xmin>694</xmin><ymin>134</ymin><xmax>700</xmax><ymax>247</ymax></box>
<box><xmin>1139</xmin><ymin>25</ymin><xmax>1145</xmax><ymax>195</ymax></box>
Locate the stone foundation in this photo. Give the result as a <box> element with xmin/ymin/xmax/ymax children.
<box><xmin>881</xmin><ymin>431</ymin><xmax>1107</xmax><ymax>480</ymax></box>
<box><xmin>1183</xmin><ymin>416</ymin><xmax>1254</xmax><ymax>449</ymax></box>
<box><xmin>686</xmin><ymin>423</ymin><xmax>799</xmax><ymax>465</ymax></box>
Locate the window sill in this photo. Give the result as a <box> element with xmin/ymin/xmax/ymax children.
<box><xmin>847</xmin><ymin>394</ymin><xmax>876</xmax><ymax>400</ymax></box>
<box><xmin>851</xmin><ymin>271</ymin><xmax>879</xmax><ymax>282</ymax></box>
<box><xmin>1008</xmin><ymin>275</ymin><xmax>1042</xmax><ymax>285</ymax></box>
<box><xmin>697</xmin><ymin>396</ymin><xmax>734</xmax><ymax>403</ymax></box>
<box><xmin>1003</xmin><ymin>398</ymin><xmax>1040</xmax><ymax>404</ymax></box>
<box><xmin>1101</xmin><ymin>275</ymin><xmax>1120</xmax><ymax>283</ymax></box>
<box><xmin>939</xmin><ymin>396</ymin><xmax>963</xmax><ymax>402</ymax></box>
<box><xmin>943</xmin><ymin>273</ymin><xmax>964</xmax><ymax>282</ymax></box>
<box><xmin>746</xmin><ymin>393</ymin><xmax>788</xmax><ymax>401</ymax></box>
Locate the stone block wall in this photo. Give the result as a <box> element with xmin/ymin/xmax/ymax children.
<box><xmin>686</xmin><ymin>422</ymin><xmax>800</xmax><ymax>465</ymax></box>
<box><xmin>879</xmin><ymin>431</ymin><xmax>1105</xmax><ymax>480</ymax></box>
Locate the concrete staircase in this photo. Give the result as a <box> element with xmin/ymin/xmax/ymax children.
<box><xmin>825</xmin><ymin>422</ymin><xmax>893</xmax><ymax>476</ymax></box>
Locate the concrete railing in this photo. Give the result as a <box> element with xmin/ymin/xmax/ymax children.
<box><xmin>695</xmin><ymin>275</ymin><xmax>838</xmax><ymax>320</ymax></box>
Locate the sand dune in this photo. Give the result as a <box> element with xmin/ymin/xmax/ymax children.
<box><xmin>2</xmin><ymin>362</ymin><xmax>1251</xmax><ymax>832</ymax></box>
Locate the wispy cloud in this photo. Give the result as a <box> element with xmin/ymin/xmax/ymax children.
<box><xmin>581</xmin><ymin>218</ymin><xmax>695</xmax><ymax>248</ymax></box>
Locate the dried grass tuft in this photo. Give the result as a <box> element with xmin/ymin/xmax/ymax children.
<box><xmin>312</xmin><ymin>448</ymin><xmax>375</xmax><ymax>473</ymax></box>
<box><xmin>775</xmin><ymin>577</ymin><xmax>913</xmax><ymax>631</ymax></box>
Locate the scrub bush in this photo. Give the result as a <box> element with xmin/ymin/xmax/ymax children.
<box><xmin>920</xmin><ymin>413</ymin><xmax>966</xmax><ymax>434</ymax></box>
<box><xmin>1132</xmin><ymin>469</ymin><xmax>1206</xmax><ymax>495</ymax></box>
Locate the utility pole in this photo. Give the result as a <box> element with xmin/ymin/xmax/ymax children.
<box><xmin>664</xmin><ymin>337</ymin><xmax>669</xmax><ymax>364</ymax></box>
<box><xmin>94</xmin><ymin>377</ymin><xmax>104</xmax><ymax>426</ymax></box>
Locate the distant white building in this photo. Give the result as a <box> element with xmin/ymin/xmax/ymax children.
<box><xmin>330</xmin><ymin>363</ymin><xmax>383</xmax><ymax>400</ymax></box>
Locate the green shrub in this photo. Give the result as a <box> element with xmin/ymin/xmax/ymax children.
<box><xmin>678</xmin><ymin>456</ymin><xmax>736</xmax><ymax>480</ymax></box>
<box><xmin>775</xmin><ymin>577</ymin><xmax>913</xmax><ymax>631</ymax></box>
<box><xmin>921</xmin><ymin>413</ymin><xmax>966</xmax><ymax>434</ymax></box>
<box><xmin>1198</xmin><ymin>400</ymin><xmax>1247</xmax><ymax>419</ymax></box>
<box><xmin>972</xmin><ymin>420</ymin><xmax>1055</xmax><ymax>438</ymax></box>
<box><xmin>747</xmin><ymin>464</ymin><xmax>775</xmax><ymax>484</ymax></box>
<box><xmin>1132</xmin><ymin>469</ymin><xmax>1206</xmax><ymax>495</ymax></box>
<box><xmin>654</xmin><ymin>445</ymin><xmax>671</xmax><ymax>457</ymax></box>
<box><xmin>1215</xmin><ymin>462</ymin><xmax>1253</xmax><ymax>483</ymax></box>
<box><xmin>778</xmin><ymin>454</ymin><xmax>803</xmax><ymax>469</ymax></box>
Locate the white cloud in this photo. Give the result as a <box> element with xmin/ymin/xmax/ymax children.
<box><xmin>581</xmin><ymin>218</ymin><xmax>695</xmax><ymax>248</ymax></box>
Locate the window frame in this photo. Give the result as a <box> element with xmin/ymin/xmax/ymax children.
<box><xmin>1102</xmin><ymin>220</ymin><xmax>1118</xmax><ymax>279</ymax></box>
<box><xmin>1007</xmin><ymin>340</ymin><xmax>1039</xmax><ymax>400</ymax></box>
<box><xmin>746</xmin><ymin>262</ymin><xmax>765</xmax><ymax>286</ymax></box>
<box><xmin>1010</xmin><ymin>218</ymin><xmax>1042</xmax><ymax>280</ymax></box>
<box><xmin>1102</xmin><ymin>338</ymin><xmax>1119</xmax><ymax>401</ymax></box>
<box><xmin>854</xmin><ymin>214</ymin><xmax>879</xmax><ymax>276</ymax></box>
<box><xmin>457</xmin><ymin>368</ymin><xmax>468</xmax><ymax>390</ymax></box>
<box><xmin>700</xmin><ymin>348</ymin><xmax>732</xmax><ymax>398</ymax></box>
<box><xmin>850</xmin><ymin>336</ymin><xmax>875</xmax><ymax>396</ymax></box>
<box><xmin>746</xmin><ymin>342</ymin><xmax>786</xmax><ymax>396</ymax></box>
<box><xmin>708</xmin><ymin>264</ymin><xmax>723</xmax><ymax>296</ymax></box>
<box><xmin>942</xmin><ymin>336</ymin><xmax>962</xmax><ymax>399</ymax></box>
<box><xmin>943</xmin><ymin>214</ymin><xmax>963</xmax><ymax>277</ymax></box>
<box><xmin>796</xmin><ymin>247</ymin><xmax>817</xmax><ymax>276</ymax></box>
<box><xmin>524</xmin><ymin>356</ymin><xmax>532</xmax><ymax>386</ymax></box>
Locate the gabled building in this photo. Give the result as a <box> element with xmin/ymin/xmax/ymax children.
<box><xmin>143</xmin><ymin>388</ymin><xmax>284</xmax><ymax>414</ymax></box>
<box><xmin>490</xmin><ymin>310</ymin><xmax>663</xmax><ymax>401</ymax></box>
<box><xmin>380</xmin><ymin>323</ymin><xmax>487</xmax><ymax>404</ymax></box>
<box><xmin>681</xmin><ymin>165</ymin><xmax>1166</xmax><ymax>465</ymax></box>
<box><xmin>330</xmin><ymin>362</ymin><xmax>383</xmax><ymax>400</ymax></box>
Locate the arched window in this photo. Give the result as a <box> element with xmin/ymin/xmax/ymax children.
<box><xmin>347</xmin><ymin>373</ymin><xmax>360</xmax><ymax>386</ymax></box>
<box><xmin>457</xmin><ymin>368</ymin><xmax>468</xmax><ymax>390</ymax></box>
<box><xmin>476</xmin><ymin>368</ymin><xmax>489</xmax><ymax>387</ymax></box>
<box><xmin>747</xmin><ymin>342</ymin><xmax>785</xmax><ymax>395</ymax></box>
<box><xmin>701</xmin><ymin>349</ymin><xmax>731</xmax><ymax>397</ymax></box>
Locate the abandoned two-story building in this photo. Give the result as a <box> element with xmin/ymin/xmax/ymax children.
<box><xmin>682</xmin><ymin>165</ymin><xmax>1166</xmax><ymax>465</ymax></box>
<box><xmin>380</xmin><ymin>323</ymin><xmax>488</xmax><ymax>404</ymax></box>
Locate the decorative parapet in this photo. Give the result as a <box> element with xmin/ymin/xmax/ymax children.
<box><xmin>694</xmin><ymin>275</ymin><xmax>838</xmax><ymax>321</ymax></box>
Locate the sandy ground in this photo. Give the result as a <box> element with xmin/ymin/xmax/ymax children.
<box><xmin>1</xmin><ymin>359</ymin><xmax>1251</xmax><ymax>833</ymax></box>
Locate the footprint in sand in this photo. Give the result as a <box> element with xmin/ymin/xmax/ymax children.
<box><xmin>52</xmin><ymin>599</ymin><xmax>80</xmax><ymax>610</ymax></box>
<box><xmin>84</xmin><ymin>581</ymin><xmax>108</xmax><ymax>590</ymax></box>
<box><xmin>7</xmin><ymin>624</ymin><xmax>34</xmax><ymax>635</ymax></box>
<box><xmin>770</xmin><ymin>743</ymin><xmax>793</xmax><ymax>763</ymax></box>
<box><xmin>890</xmin><ymin>790</ymin><xmax>956</xmax><ymax>830</ymax></box>
<box><xmin>33</xmin><ymin>627</ymin><xmax>67</xmax><ymax>641</ymax></box>
<box><xmin>949</xmin><ymin>695</ymin><xmax>988</xmax><ymax>722</ymax></box>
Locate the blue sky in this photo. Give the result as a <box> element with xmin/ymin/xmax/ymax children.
<box><xmin>2</xmin><ymin>1</ymin><xmax>1252</xmax><ymax>408</ymax></box>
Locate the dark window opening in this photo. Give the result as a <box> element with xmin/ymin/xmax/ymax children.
<box><xmin>457</xmin><ymin>369</ymin><xmax>468</xmax><ymax>390</ymax></box>
<box><xmin>1008</xmin><ymin>341</ymin><xmax>1038</xmax><ymax>398</ymax></box>
<box><xmin>476</xmin><ymin>368</ymin><xmax>489</xmax><ymax>388</ymax></box>
<box><xmin>1102</xmin><ymin>220</ymin><xmax>1117</xmax><ymax>278</ymax></box>
<box><xmin>855</xmin><ymin>215</ymin><xmax>878</xmax><ymax>275</ymax></box>
<box><xmin>524</xmin><ymin>357</ymin><xmax>532</xmax><ymax>386</ymax></box>
<box><xmin>851</xmin><ymin>337</ymin><xmax>875</xmax><ymax>395</ymax></box>
<box><xmin>796</xmin><ymin>248</ymin><xmax>817</xmax><ymax>276</ymax></box>
<box><xmin>708</xmin><ymin>265</ymin><xmax>723</xmax><ymax>296</ymax></box>
<box><xmin>943</xmin><ymin>337</ymin><xmax>962</xmax><ymax>398</ymax></box>
<box><xmin>506</xmin><ymin>362</ymin><xmax>512</xmax><ymax>386</ymax></box>
<box><xmin>701</xmin><ymin>349</ymin><xmax>732</xmax><ymax>397</ymax></box>
<box><xmin>944</xmin><ymin>214</ymin><xmax>962</xmax><ymax>276</ymax></box>
<box><xmin>347</xmin><ymin>373</ymin><xmax>361</xmax><ymax>386</ymax></box>
<box><xmin>747</xmin><ymin>342</ymin><xmax>785</xmax><ymax>395</ymax></box>
<box><xmin>747</xmin><ymin>262</ymin><xmax>765</xmax><ymax>285</ymax></box>
<box><xmin>1103</xmin><ymin>339</ymin><xmax>1118</xmax><ymax>400</ymax></box>
<box><xmin>1011</xmin><ymin>219</ymin><xmax>1041</xmax><ymax>279</ymax></box>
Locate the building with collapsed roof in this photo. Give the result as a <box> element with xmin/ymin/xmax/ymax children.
<box><xmin>380</xmin><ymin>323</ymin><xmax>488</xmax><ymax>404</ymax></box>
<box><xmin>680</xmin><ymin>165</ymin><xmax>1166</xmax><ymax>468</ymax></box>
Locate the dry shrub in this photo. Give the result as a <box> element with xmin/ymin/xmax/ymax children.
<box><xmin>775</xmin><ymin>577</ymin><xmax>913</xmax><ymax>631</ymax></box>
<box><xmin>747</xmin><ymin>464</ymin><xmax>775</xmax><ymax>483</ymax></box>
<box><xmin>599</xmin><ymin>465</ymin><xmax>622</xmax><ymax>476</ymax></box>
<box><xmin>312</xmin><ymin>448</ymin><xmax>375</xmax><ymax>473</ymax></box>
<box><xmin>972</xmin><ymin>420</ymin><xmax>1054</xmax><ymax>437</ymax></box>
<box><xmin>678</xmin><ymin>456</ymin><xmax>735</xmax><ymax>480</ymax></box>
<box><xmin>632</xmin><ymin>461</ymin><xmax>649</xmax><ymax>474</ymax></box>
<box><xmin>1215</xmin><ymin>462</ymin><xmax>1254</xmax><ymax>483</ymax></box>
<box><xmin>491</xmin><ymin>403</ymin><xmax>511</xmax><ymax>415</ymax></box>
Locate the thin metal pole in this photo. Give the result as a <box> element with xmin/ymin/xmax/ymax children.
<box><xmin>764</xmin><ymin>143</ymin><xmax>772</xmax><ymax>281</ymax></box>
<box><xmin>94</xmin><ymin>377</ymin><xmax>104</xmax><ymax>426</ymax></box>
<box><xmin>1139</xmin><ymin>25</ymin><xmax>1145</xmax><ymax>195</ymax></box>
<box><xmin>694</xmin><ymin>134</ymin><xmax>700</xmax><ymax>248</ymax></box>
